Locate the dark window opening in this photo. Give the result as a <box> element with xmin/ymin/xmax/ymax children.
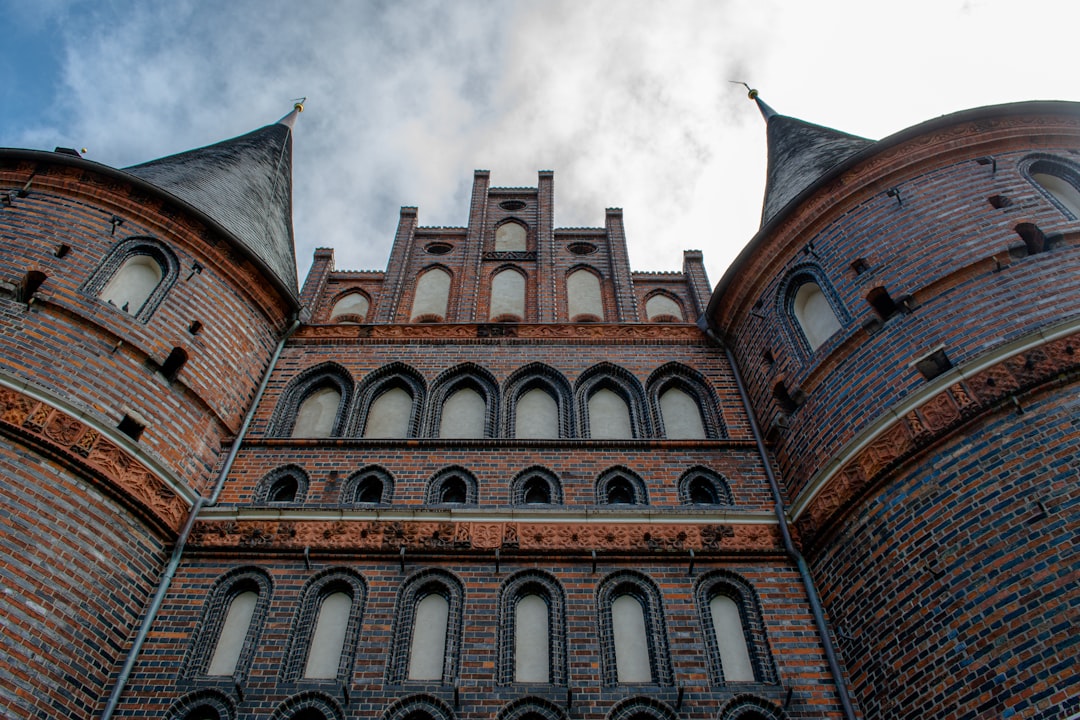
<box><xmin>268</xmin><ymin>476</ymin><xmax>299</xmax><ymax>503</ymax></box>
<box><xmin>988</xmin><ymin>194</ymin><xmax>1011</xmax><ymax>209</ymax></box>
<box><xmin>159</xmin><ymin>347</ymin><xmax>188</xmax><ymax>382</ymax></box>
<box><xmin>772</xmin><ymin>381</ymin><xmax>798</xmax><ymax>414</ymax></box>
<box><xmin>118</xmin><ymin>413</ymin><xmax>146</xmax><ymax>441</ymax></box>
<box><xmin>54</xmin><ymin>244</ymin><xmax>71</xmax><ymax>258</ymax></box>
<box><xmin>522</xmin><ymin>477</ymin><xmax>551</xmax><ymax>504</ymax></box>
<box><xmin>355</xmin><ymin>476</ymin><xmax>383</xmax><ymax>504</ymax></box>
<box><xmin>850</xmin><ymin>258</ymin><xmax>870</xmax><ymax>275</ymax></box>
<box><xmin>188</xmin><ymin>320</ymin><xmax>203</xmax><ymax>335</ymax></box>
<box><xmin>689</xmin><ymin>477</ymin><xmax>720</xmax><ymax>505</ymax></box>
<box><xmin>606</xmin><ymin>477</ymin><xmax>636</xmax><ymax>505</ymax></box>
<box><xmin>20</xmin><ymin>271</ymin><xmax>47</xmax><ymax>304</ymax></box>
<box><xmin>440</xmin><ymin>476</ymin><xmax>468</xmax><ymax>504</ymax></box>
<box><xmin>1015</xmin><ymin>222</ymin><xmax>1047</xmax><ymax>255</ymax></box>
<box><xmin>867</xmin><ymin>286</ymin><xmax>901</xmax><ymax>321</ymax></box>
<box><xmin>762</xmin><ymin>349</ymin><xmax>774</xmax><ymax>366</ymax></box>
<box><xmin>915</xmin><ymin>349</ymin><xmax>953</xmax><ymax>381</ymax></box>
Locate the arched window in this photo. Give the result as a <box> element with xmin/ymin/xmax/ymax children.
<box><xmin>576</xmin><ymin>364</ymin><xmax>649</xmax><ymax>439</ymax></box>
<box><xmin>364</xmin><ymin>387</ymin><xmax>414</xmax><ymax>437</ymax></box>
<box><xmin>644</xmin><ymin>293</ymin><xmax>684</xmax><ymax>322</ymax></box>
<box><xmin>282</xmin><ymin>570</ymin><xmax>366</xmax><ymax>683</ymax></box>
<box><xmin>388</xmin><ymin>569</ymin><xmax>465</xmax><ymax>684</ymax></box>
<box><xmin>345</xmin><ymin>466</ymin><xmax>393</xmax><ymax>505</ymax></box>
<box><xmin>510</xmin><ymin>467</ymin><xmax>562</xmax><ymax>505</ymax></box>
<box><xmin>589</xmin><ymin>388</ymin><xmax>632</xmax><ymax>439</ymax></box>
<box><xmin>496</xmin><ymin>697</ymin><xmax>570</xmax><ymax>720</ymax></box>
<box><xmin>255</xmin><ymin>466</ymin><xmax>309</xmax><ymax>504</ymax></box>
<box><xmin>490</xmin><ymin>267</ymin><xmax>526</xmax><ymax>321</ymax></box>
<box><xmin>606</xmin><ymin>697</ymin><xmax>679</xmax><ymax>720</ymax></box>
<box><xmin>166</xmin><ymin>690</ymin><xmax>235</xmax><ymax>720</ymax></box>
<box><xmin>497</xmin><ymin>571</ymin><xmax>567</xmax><ymax>686</ymax></box>
<box><xmin>83</xmin><ymin>237</ymin><xmax>179</xmax><ymax>322</ymax></box>
<box><xmin>717</xmin><ymin>697</ymin><xmax>788</xmax><ymax>720</ymax></box>
<box><xmin>658</xmin><ymin>387</ymin><xmax>705</xmax><ymax>438</ymax></box>
<box><xmin>495</xmin><ymin>221</ymin><xmax>528</xmax><ymax>251</ymax></box>
<box><xmin>185</xmin><ymin>568</ymin><xmax>271</xmax><ymax>679</ymax></box>
<box><xmin>268</xmin><ymin>363</ymin><xmax>353</xmax><ymax>438</ymax></box>
<box><xmin>503</xmin><ymin>364</ymin><xmax>573</xmax><ymax>439</ymax></box>
<box><xmin>567</xmin><ymin>268</ymin><xmax>604</xmax><ymax>321</ymax></box>
<box><xmin>381</xmin><ymin>695</ymin><xmax>456</xmax><ymax>720</ymax></box>
<box><xmin>411</xmin><ymin>266</ymin><xmax>452</xmax><ymax>322</ymax></box>
<box><xmin>595</xmin><ymin>467</ymin><xmax>647</xmax><ymax>506</ymax></box>
<box><xmin>1026</xmin><ymin>156</ymin><xmax>1080</xmax><ymax>218</ymax></box>
<box><xmin>329</xmin><ymin>291</ymin><xmax>370</xmax><ymax>323</ymax></box>
<box><xmin>677</xmin><ymin>466</ymin><xmax>734</xmax><ymax>506</ymax></box>
<box><xmin>426</xmin><ymin>466</ymin><xmax>479</xmax><ymax>505</ymax></box>
<box><xmin>646</xmin><ymin>363</ymin><xmax>726</xmax><ymax>440</ymax></box>
<box><xmin>792</xmin><ymin>281</ymin><xmax>840</xmax><ymax>351</ymax></box>
<box><xmin>268</xmin><ymin>692</ymin><xmax>345</xmax><ymax>720</ymax></box>
<box><xmin>355</xmin><ymin>364</ymin><xmax>426</xmax><ymax>438</ymax></box>
<box><xmin>428</xmin><ymin>364</ymin><xmax>499</xmax><ymax>439</ymax></box>
<box><xmin>696</xmin><ymin>571</ymin><xmax>777</xmax><ymax>685</ymax></box>
<box><xmin>597</xmin><ymin>571</ymin><xmax>672</xmax><ymax>686</ymax></box>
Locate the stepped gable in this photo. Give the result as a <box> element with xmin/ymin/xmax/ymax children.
<box><xmin>125</xmin><ymin>113</ymin><xmax>299</xmax><ymax>294</ymax></box>
<box><xmin>757</xmin><ymin>96</ymin><xmax>873</xmax><ymax>227</ymax></box>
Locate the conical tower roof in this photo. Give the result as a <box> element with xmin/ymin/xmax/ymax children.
<box><xmin>125</xmin><ymin>110</ymin><xmax>300</xmax><ymax>293</ymax></box>
<box><xmin>757</xmin><ymin>96</ymin><xmax>873</xmax><ymax>227</ymax></box>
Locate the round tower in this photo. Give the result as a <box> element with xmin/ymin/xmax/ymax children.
<box><xmin>708</xmin><ymin>100</ymin><xmax>1080</xmax><ymax>719</ymax></box>
<box><xmin>0</xmin><ymin>113</ymin><xmax>299</xmax><ymax>717</ymax></box>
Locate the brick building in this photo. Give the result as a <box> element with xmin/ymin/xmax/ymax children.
<box><xmin>0</xmin><ymin>97</ymin><xmax>1077</xmax><ymax>720</ymax></box>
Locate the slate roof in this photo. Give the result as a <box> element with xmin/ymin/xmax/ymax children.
<box><xmin>125</xmin><ymin>118</ymin><xmax>299</xmax><ymax>294</ymax></box>
<box><xmin>759</xmin><ymin>102</ymin><xmax>873</xmax><ymax>228</ymax></box>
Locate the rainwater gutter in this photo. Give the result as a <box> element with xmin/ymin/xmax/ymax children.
<box><xmin>100</xmin><ymin>317</ymin><xmax>301</xmax><ymax>719</ymax></box>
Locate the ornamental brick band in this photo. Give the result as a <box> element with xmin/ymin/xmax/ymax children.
<box><xmin>0</xmin><ymin>386</ymin><xmax>187</xmax><ymax>533</ymax></box>
<box><xmin>189</xmin><ymin>518</ymin><xmax>783</xmax><ymax>553</ymax></box>
<box><xmin>797</xmin><ymin>332</ymin><xmax>1080</xmax><ymax>549</ymax></box>
<box><xmin>296</xmin><ymin>322</ymin><xmax>704</xmax><ymax>342</ymax></box>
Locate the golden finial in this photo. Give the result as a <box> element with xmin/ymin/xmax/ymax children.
<box><xmin>729</xmin><ymin>81</ymin><xmax>758</xmax><ymax>100</ymax></box>
<box><xmin>292</xmin><ymin>97</ymin><xmax>306</xmax><ymax>113</ymax></box>
<box><xmin>81</xmin><ymin>148</ymin><xmax>88</xmax><ymax>154</ymax></box>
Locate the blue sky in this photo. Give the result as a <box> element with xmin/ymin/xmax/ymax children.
<box><xmin>2</xmin><ymin>0</ymin><xmax>1078</xmax><ymax>287</ymax></box>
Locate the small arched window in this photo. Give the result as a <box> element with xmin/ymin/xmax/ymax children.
<box><xmin>645</xmin><ymin>294</ymin><xmax>684</xmax><ymax>322</ymax></box>
<box><xmin>567</xmin><ymin>268</ymin><xmax>604</xmax><ymax>321</ymax></box>
<box><xmin>596</xmin><ymin>467</ymin><xmax>647</xmax><ymax>506</ymax></box>
<box><xmin>388</xmin><ymin>570</ymin><xmax>465</xmax><ymax>685</ymax></box>
<box><xmin>364</xmin><ymin>386</ymin><xmax>414</xmax><ymax>438</ymax></box>
<box><xmin>792</xmin><ymin>280</ymin><xmax>841</xmax><ymax>351</ymax></box>
<box><xmin>495</xmin><ymin>222</ymin><xmax>528</xmax><ymax>251</ymax></box>
<box><xmin>166</xmin><ymin>691</ymin><xmax>236</xmax><ymax>720</ymax></box>
<box><xmin>696</xmin><ymin>571</ymin><xmax>777</xmax><ymax>685</ymax></box>
<box><xmin>329</xmin><ymin>291</ymin><xmax>370</xmax><ymax>323</ymax></box>
<box><xmin>268</xmin><ymin>475</ymin><xmax>299</xmax><ymax>503</ymax></box>
<box><xmin>498</xmin><ymin>571</ymin><xmax>567</xmax><ymax>686</ymax></box>
<box><xmin>490</xmin><ymin>268</ymin><xmax>526</xmax><ymax>321</ymax></box>
<box><xmin>678</xmin><ymin>467</ymin><xmax>734</xmax><ymax>506</ymax></box>
<box><xmin>304</xmin><ymin>592</ymin><xmax>353</xmax><ymax>679</ymax></box>
<box><xmin>84</xmin><ymin>238</ymin><xmax>178</xmax><ymax>321</ymax></box>
<box><xmin>427</xmin><ymin>466</ymin><xmax>479</xmax><ymax>505</ymax></box>
<box><xmin>283</xmin><ymin>571</ymin><xmax>366</xmax><ymax>683</ymax></box>
<box><xmin>410</xmin><ymin>267</ymin><xmax>452</xmax><ymax>322</ymax></box>
<box><xmin>511</xmin><ymin>467</ymin><xmax>562</xmax><ymax>506</ymax></box>
<box><xmin>256</xmin><ymin>466</ymin><xmax>309</xmax><ymax>505</ymax></box>
<box><xmin>597</xmin><ymin>572</ymin><xmax>672</xmax><ymax>686</ymax></box>
<box><xmin>347</xmin><ymin>467</ymin><xmax>393</xmax><ymax>505</ymax></box>
<box><xmin>588</xmin><ymin>388</ymin><xmax>632</xmax><ymax>439</ymax></box>
<box><xmin>1027</xmin><ymin>157</ymin><xmax>1080</xmax><ymax>218</ymax></box>
<box><xmin>101</xmin><ymin>254</ymin><xmax>164</xmax><ymax>315</ymax></box>
<box><xmin>293</xmin><ymin>386</ymin><xmax>342</xmax><ymax>438</ymax></box>
<box><xmin>186</xmin><ymin>569</ymin><xmax>271</xmax><ymax>680</ymax></box>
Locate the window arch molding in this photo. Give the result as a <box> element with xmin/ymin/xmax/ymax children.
<box><xmin>425</xmin><ymin>465</ymin><xmax>479</xmax><ymax>505</ymax></box>
<box><xmin>595</xmin><ymin>466</ymin><xmax>648</xmax><ymax>506</ymax></box>
<box><xmin>254</xmin><ymin>465</ymin><xmax>310</xmax><ymax>504</ymax></box>
<box><xmin>343</xmin><ymin>465</ymin><xmax>394</xmax><ymax>505</ymax></box>
<box><xmin>596</xmin><ymin>570</ymin><xmax>673</xmax><ymax>686</ymax></box>
<box><xmin>83</xmin><ymin>236</ymin><xmax>180</xmax><ymax>321</ymax></box>
<box><xmin>268</xmin><ymin>691</ymin><xmax>345</xmax><ymax>720</ymax></box>
<box><xmin>510</xmin><ymin>466</ymin><xmax>563</xmax><ymax>506</ymax></box>
<box><xmin>387</xmin><ymin>568</ymin><xmax>466</xmax><ymax>685</ymax></box>
<box><xmin>281</xmin><ymin>568</ymin><xmax>367</xmax><ymax>683</ymax></box>
<box><xmin>1021</xmin><ymin>153</ymin><xmax>1080</xmax><ymax>219</ymax></box>
<box><xmin>497</xmin><ymin>570</ymin><xmax>568</xmax><ymax>686</ymax></box>
<box><xmin>166</xmin><ymin>689</ymin><xmax>236</xmax><ymax>720</ymax></box>
<box><xmin>776</xmin><ymin>264</ymin><xmax>849</xmax><ymax>358</ymax></box>
<box><xmin>382</xmin><ymin>694</ymin><xmax>457</xmax><ymax>720</ymax></box>
<box><xmin>643</xmin><ymin>290</ymin><xmax>686</xmax><ymax>323</ymax></box>
<box><xmin>677</xmin><ymin>466</ymin><xmax>734</xmax><ymax>506</ymax></box>
<box><xmin>646</xmin><ymin>362</ymin><xmax>726</xmax><ymax>439</ymax></box>
<box><xmin>501</xmin><ymin>363</ymin><xmax>574</xmax><ymax>438</ymax></box>
<box><xmin>695</xmin><ymin>570</ymin><xmax>777</xmax><ymax>685</ymax></box>
<box><xmin>717</xmin><ymin>695</ymin><xmax>789</xmax><ymax>720</ymax></box>
<box><xmin>575</xmin><ymin>363</ymin><xmax>650</xmax><ymax>439</ymax></box>
<box><xmin>183</xmin><ymin>567</ymin><xmax>272</xmax><ymax>679</ymax></box>
<box><xmin>351</xmin><ymin>362</ymin><xmax>427</xmax><ymax>438</ymax></box>
<box><xmin>497</xmin><ymin>696</ymin><xmax>570</xmax><ymax>720</ymax></box>
<box><xmin>606</xmin><ymin>696</ymin><xmax>678</xmax><ymax>720</ymax></box>
<box><xmin>424</xmin><ymin>363</ymin><xmax>500</xmax><ymax>438</ymax></box>
<box><xmin>268</xmin><ymin>362</ymin><xmax>353</xmax><ymax>437</ymax></box>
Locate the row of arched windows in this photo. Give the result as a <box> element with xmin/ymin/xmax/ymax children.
<box><xmin>186</xmin><ymin>567</ymin><xmax>776</xmax><ymax>690</ymax></box>
<box><xmin>271</xmin><ymin>362</ymin><xmax>726</xmax><ymax>441</ymax></box>
<box><xmin>255</xmin><ymin>463</ymin><xmax>735</xmax><ymax>507</ymax></box>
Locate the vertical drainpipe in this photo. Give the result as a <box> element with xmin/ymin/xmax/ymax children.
<box><xmin>699</xmin><ymin>319</ymin><xmax>860</xmax><ymax>720</ymax></box>
<box><xmin>100</xmin><ymin>317</ymin><xmax>301</xmax><ymax>720</ymax></box>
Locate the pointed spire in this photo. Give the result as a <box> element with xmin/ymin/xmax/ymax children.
<box><xmin>278</xmin><ymin>98</ymin><xmax>305</xmax><ymax>130</ymax></box>
<box><xmin>124</xmin><ymin>108</ymin><xmax>300</xmax><ymax>294</ymax></box>
<box><xmin>749</xmin><ymin>91</ymin><xmax>874</xmax><ymax>227</ymax></box>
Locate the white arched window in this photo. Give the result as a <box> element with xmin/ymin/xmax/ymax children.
<box><xmin>1032</xmin><ymin>171</ymin><xmax>1080</xmax><ymax>216</ymax></box>
<box><xmin>515</xmin><ymin>388</ymin><xmax>558</xmax><ymax>439</ymax></box>
<box><xmin>206</xmin><ymin>591</ymin><xmax>258</xmax><ymax>676</ymax></box>
<box><xmin>410</xmin><ymin>267</ymin><xmax>451</xmax><ymax>321</ymax></box>
<box><xmin>611</xmin><ymin>594</ymin><xmax>651</xmax><ymax>683</ymax></box>
<box><xmin>659</xmin><ymin>387</ymin><xmax>706</xmax><ymax>439</ymax></box>
<box><xmin>329</xmin><ymin>292</ymin><xmax>370</xmax><ymax>323</ymax></box>
<box><xmin>100</xmin><ymin>255</ymin><xmax>163</xmax><ymax>315</ymax></box>
<box><xmin>303</xmin><ymin>592</ymin><xmax>352</xmax><ymax>679</ymax></box>
<box><xmin>408</xmin><ymin>593</ymin><xmax>449</xmax><ymax>680</ymax></box>
<box><xmin>490</xmin><ymin>268</ymin><xmax>526</xmax><ymax>320</ymax></box>
<box><xmin>567</xmin><ymin>269</ymin><xmax>604</xmax><ymax>320</ymax></box>
<box><xmin>515</xmin><ymin>594</ymin><xmax>550</xmax><ymax>682</ymax></box>
<box><xmin>792</xmin><ymin>281</ymin><xmax>841</xmax><ymax>351</ymax></box>
<box><xmin>495</xmin><ymin>222</ymin><xmax>527</xmax><ymax>251</ymax></box>
<box><xmin>588</xmin><ymin>388</ymin><xmax>632</xmax><ymax>439</ymax></box>
<box><xmin>364</xmin><ymin>387</ymin><xmax>413</xmax><ymax>438</ymax></box>
<box><xmin>439</xmin><ymin>387</ymin><xmax>485</xmax><ymax>438</ymax></box>
<box><xmin>292</xmin><ymin>387</ymin><xmax>341</xmax><ymax>438</ymax></box>
<box><xmin>645</xmin><ymin>294</ymin><xmax>684</xmax><ymax>321</ymax></box>
<box><xmin>710</xmin><ymin>594</ymin><xmax>755</xmax><ymax>681</ymax></box>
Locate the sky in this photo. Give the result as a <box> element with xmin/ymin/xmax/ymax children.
<box><xmin>2</xmin><ymin>0</ymin><xmax>1078</xmax><ymax>289</ymax></box>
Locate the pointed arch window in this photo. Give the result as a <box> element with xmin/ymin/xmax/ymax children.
<box><xmin>504</xmin><ymin>364</ymin><xmax>573</xmax><ymax>439</ymax></box>
<box><xmin>567</xmin><ymin>268</ymin><xmax>604</xmax><ymax>321</ymax></box>
<box><xmin>658</xmin><ymin>387</ymin><xmax>706</xmax><ymax>439</ymax></box>
<box><xmin>516</xmin><ymin>387</ymin><xmax>559</xmax><ymax>438</ymax></box>
<box><xmin>597</xmin><ymin>571</ymin><xmax>673</xmax><ymax>686</ymax></box>
<box><xmin>511</xmin><ymin>467</ymin><xmax>562</xmax><ymax>506</ymax></box>
<box><xmin>293</xmin><ymin>386</ymin><xmax>342</xmax><ymax>438</ymax></box>
<box><xmin>645</xmin><ymin>293</ymin><xmax>684</xmax><ymax>322</ymax></box>
<box><xmin>426</xmin><ymin>466</ymin><xmax>479</xmax><ymax>505</ymax></box>
<box><xmin>495</xmin><ymin>221</ymin><xmax>528</xmax><ymax>251</ymax></box>
<box><xmin>269</xmin><ymin>364</ymin><xmax>352</xmax><ymax>438</ymax></box>
<box><xmin>428</xmin><ymin>365</ymin><xmax>498</xmax><ymax>439</ymax></box>
<box><xmin>186</xmin><ymin>568</ymin><xmax>271</xmax><ymax>679</ymax></box>
<box><xmin>577</xmin><ymin>364</ymin><xmax>649</xmax><ymax>439</ymax></box>
<box><xmin>497</xmin><ymin>571</ymin><xmax>567</xmax><ymax>686</ymax></box>
<box><xmin>490</xmin><ymin>267</ymin><xmax>526</xmax><ymax>321</ymax></box>
<box><xmin>439</xmin><ymin>387</ymin><xmax>486</xmax><ymax>438</ymax></box>
<box><xmin>283</xmin><ymin>570</ymin><xmax>366</xmax><ymax>683</ymax></box>
<box><xmin>792</xmin><ymin>281</ymin><xmax>841</xmax><ymax>351</ymax></box>
<box><xmin>410</xmin><ymin>267</ymin><xmax>451</xmax><ymax>322</ymax></box>
<box><xmin>255</xmin><ymin>466</ymin><xmax>309</xmax><ymax>505</ymax></box>
<box><xmin>696</xmin><ymin>571</ymin><xmax>777</xmax><ymax>684</ymax></box>
<box><xmin>589</xmin><ymin>388</ymin><xmax>632</xmax><ymax>439</ymax></box>
<box><xmin>329</xmin><ymin>291</ymin><xmax>370</xmax><ymax>323</ymax></box>
<box><xmin>678</xmin><ymin>467</ymin><xmax>734</xmax><ymax>506</ymax></box>
<box><xmin>388</xmin><ymin>570</ymin><xmax>465</xmax><ymax>685</ymax></box>
<box><xmin>84</xmin><ymin>237</ymin><xmax>179</xmax><ymax>322</ymax></box>
<box><xmin>647</xmin><ymin>363</ymin><xmax>725</xmax><ymax>439</ymax></box>
<box><xmin>364</xmin><ymin>386</ymin><xmax>413</xmax><ymax>438</ymax></box>
<box><xmin>596</xmin><ymin>467</ymin><xmax>647</xmax><ymax>506</ymax></box>
<box><xmin>346</xmin><ymin>466</ymin><xmax>393</xmax><ymax>505</ymax></box>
